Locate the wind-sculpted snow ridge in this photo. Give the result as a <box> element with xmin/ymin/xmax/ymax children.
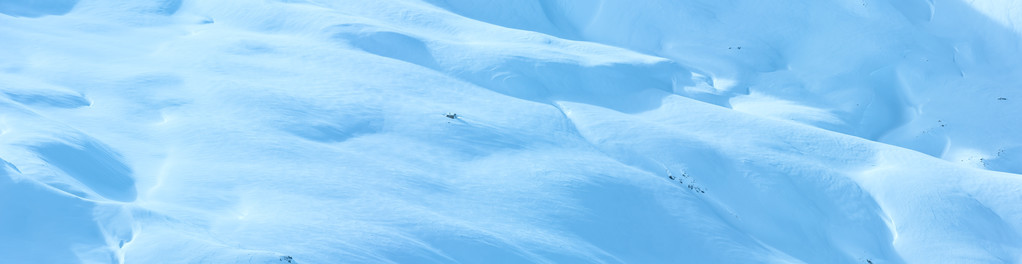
<box><xmin>0</xmin><ymin>0</ymin><xmax>1020</xmax><ymax>263</ymax></box>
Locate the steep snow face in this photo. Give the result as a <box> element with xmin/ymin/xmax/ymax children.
<box><xmin>0</xmin><ymin>0</ymin><xmax>1020</xmax><ymax>263</ymax></box>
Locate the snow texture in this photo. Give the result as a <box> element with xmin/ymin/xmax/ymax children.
<box><xmin>1</xmin><ymin>0</ymin><xmax>1021</xmax><ymax>263</ymax></box>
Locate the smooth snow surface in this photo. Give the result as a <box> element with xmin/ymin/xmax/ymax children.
<box><xmin>1</xmin><ymin>0</ymin><xmax>1021</xmax><ymax>263</ymax></box>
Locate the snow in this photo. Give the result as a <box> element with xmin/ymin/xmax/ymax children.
<box><xmin>1</xmin><ymin>0</ymin><xmax>1021</xmax><ymax>263</ymax></box>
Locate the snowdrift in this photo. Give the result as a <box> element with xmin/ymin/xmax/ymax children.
<box><xmin>1</xmin><ymin>0</ymin><xmax>1021</xmax><ymax>263</ymax></box>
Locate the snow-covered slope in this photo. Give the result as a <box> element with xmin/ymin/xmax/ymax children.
<box><xmin>1</xmin><ymin>0</ymin><xmax>1020</xmax><ymax>263</ymax></box>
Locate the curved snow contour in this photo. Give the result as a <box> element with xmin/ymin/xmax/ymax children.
<box><xmin>427</xmin><ymin>0</ymin><xmax>1022</xmax><ymax>174</ymax></box>
<box><xmin>0</xmin><ymin>158</ymin><xmax>119</xmax><ymax>263</ymax></box>
<box><xmin>558</xmin><ymin>95</ymin><xmax>1022</xmax><ymax>263</ymax></box>
<box><xmin>0</xmin><ymin>0</ymin><xmax>78</xmax><ymax>17</ymax></box>
<box><xmin>31</xmin><ymin>140</ymin><xmax>136</xmax><ymax>202</ymax></box>
<box><xmin>0</xmin><ymin>0</ymin><xmax>1020</xmax><ymax>263</ymax></box>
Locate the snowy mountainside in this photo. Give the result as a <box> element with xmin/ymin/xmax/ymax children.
<box><xmin>435</xmin><ymin>0</ymin><xmax>1022</xmax><ymax>171</ymax></box>
<box><xmin>0</xmin><ymin>0</ymin><xmax>1021</xmax><ymax>263</ymax></box>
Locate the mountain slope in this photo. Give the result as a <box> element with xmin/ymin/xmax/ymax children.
<box><xmin>1</xmin><ymin>0</ymin><xmax>1020</xmax><ymax>263</ymax></box>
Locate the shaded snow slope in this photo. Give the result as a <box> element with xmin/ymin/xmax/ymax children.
<box><xmin>435</xmin><ymin>0</ymin><xmax>1022</xmax><ymax>173</ymax></box>
<box><xmin>1</xmin><ymin>0</ymin><xmax>1020</xmax><ymax>263</ymax></box>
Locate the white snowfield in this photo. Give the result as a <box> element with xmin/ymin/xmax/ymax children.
<box><xmin>1</xmin><ymin>0</ymin><xmax>1020</xmax><ymax>263</ymax></box>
